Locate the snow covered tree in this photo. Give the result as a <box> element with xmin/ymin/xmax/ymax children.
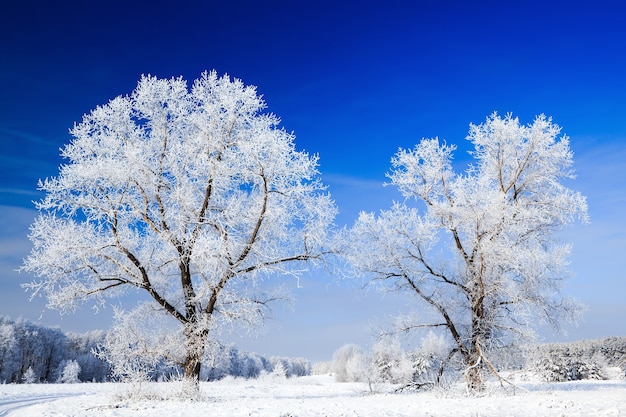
<box><xmin>21</xmin><ymin>71</ymin><xmax>336</xmax><ymax>393</ymax></box>
<box><xmin>93</xmin><ymin>306</ymin><xmax>173</xmax><ymax>384</ymax></box>
<box><xmin>332</xmin><ymin>344</ymin><xmax>365</xmax><ymax>382</ymax></box>
<box><xmin>22</xmin><ymin>366</ymin><xmax>37</xmax><ymax>384</ymax></box>
<box><xmin>66</xmin><ymin>330</ymin><xmax>109</xmax><ymax>382</ymax></box>
<box><xmin>57</xmin><ymin>359</ymin><xmax>81</xmax><ymax>383</ymax></box>
<box><xmin>0</xmin><ymin>319</ymin><xmax>18</xmax><ymax>382</ymax></box>
<box><xmin>343</xmin><ymin>113</ymin><xmax>588</xmax><ymax>392</ymax></box>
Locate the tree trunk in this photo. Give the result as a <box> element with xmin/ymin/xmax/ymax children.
<box><xmin>183</xmin><ymin>354</ymin><xmax>202</xmax><ymax>382</ymax></box>
<box><xmin>182</xmin><ymin>324</ymin><xmax>204</xmax><ymax>383</ymax></box>
<box><xmin>465</xmin><ymin>347</ymin><xmax>485</xmax><ymax>392</ymax></box>
<box><xmin>181</xmin><ymin>322</ymin><xmax>207</xmax><ymax>399</ymax></box>
<box><xmin>467</xmin><ymin>286</ymin><xmax>486</xmax><ymax>392</ymax></box>
<box><xmin>179</xmin><ymin>257</ymin><xmax>205</xmax><ymax>398</ymax></box>
<box><xmin>182</xmin><ymin>354</ymin><xmax>202</xmax><ymax>399</ymax></box>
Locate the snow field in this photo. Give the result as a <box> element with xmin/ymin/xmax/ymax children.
<box><xmin>2</xmin><ymin>374</ymin><xmax>625</xmax><ymax>417</ymax></box>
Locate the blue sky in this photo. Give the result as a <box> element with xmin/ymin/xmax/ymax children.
<box><xmin>1</xmin><ymin>0</ymin><xmax>625</xmax><ymax>361</ymax></box>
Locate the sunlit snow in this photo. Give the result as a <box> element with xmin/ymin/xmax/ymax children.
<box><xmin>2</xmin><ymin>374</ymin><xmax>625</xmax><ymax>417</ymax></box>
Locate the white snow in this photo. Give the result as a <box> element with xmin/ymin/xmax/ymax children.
<box><xmin>2</xmin><ymin>374</ymin><xmax>625</xmax><ymax>417</ymax></box>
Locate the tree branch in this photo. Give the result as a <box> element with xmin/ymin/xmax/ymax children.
<box><xmin>401</xmin><ymin>269</ymin><xmax>468</xmax><ymax>359</ymax></box>
<box><xmin>233</xmin><ymin>172</ymin><xmax>269</xmax><ymax>267</ymax></box>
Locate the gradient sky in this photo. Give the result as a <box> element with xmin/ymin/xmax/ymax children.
<box><xmin>1</xmin><ymin>0</ymin><xmax>625</xmax><ymax>362</ymax></box>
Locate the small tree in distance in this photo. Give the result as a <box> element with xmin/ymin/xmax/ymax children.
<box><xmin>57</xmin><ymin>359</ymin><xmax>81</xmax><ymax>383</ymax></box>
<box><xmin>343</xmin><ymin>113</ymin><xmax>588</xmax><ymax>392</ymax></box>
<box><xmin>22</xmin><ymin>71</ymin><xmax>336</xmax><ymax>395</ymax></box>
<box><xmin>22</xmin><ymin>366</ymin><xmax>37</xmax><ymax>384</ymax></box>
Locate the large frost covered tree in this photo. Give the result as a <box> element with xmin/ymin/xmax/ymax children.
<box><xmin>343</xmin><ymin>113</ymin><xmax>588</xmax><ymax>392</ymax></box>
<box><xmin>22</xmin><ymin>71</ymin><xmax>336</xmax><ymax>390</ymax></box>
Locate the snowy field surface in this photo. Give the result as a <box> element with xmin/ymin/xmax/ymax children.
<box><xmin>1</xmin><ymin>374</ymin><xmax>625</xmax><ymax>417</ymax></box>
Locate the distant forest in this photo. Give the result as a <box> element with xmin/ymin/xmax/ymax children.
<box><xmin>0</xmin><ymin>316</ymin><xmax>310</xmax><ymax>383</ymax></box>
<box><xmin>1</xmin><ymin>316</ymin><xmax>624</xmax><ymax>384</ymax></box>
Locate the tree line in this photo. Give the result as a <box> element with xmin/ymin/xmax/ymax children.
<box><xmin>0</xmin><ymin>316</ymin><xmax>106</xmax><ymax>383</ymax></box>
<box><xmin>328</xmin><ymin>336</ymin><xmax>626</xmax><ymax>391</ymax></box>
<box><xmin>0</xmin><ymin>316</ymin><xmax>310</xmax><ymax>383</ymax></box>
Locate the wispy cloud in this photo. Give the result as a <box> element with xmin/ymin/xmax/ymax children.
<box><xmin>0</xmin><ymin>187</ymin><xmax>41</xmax><ymax>197</ymax></box>
<box><xmin>323</xmin><ymin>172</ymin><xmax>387</xmax><ymax>190</ymax></box>
<box><xmin>0</xmin><ymin>126</ymin><xmax>61</xmax><ymax>147</ymax></box>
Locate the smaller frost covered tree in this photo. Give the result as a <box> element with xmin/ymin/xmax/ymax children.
<box><xmin>21</xmin><ymin>71</ymin><xmax>336</xmax><ymax>394</ymax></box>
<box><xmin>332</xmin><ymin>344</ymin><xmax>366</xmax><ymax>383</ymax></box>
<box><xmin>343</xmin><ymin>113</ymin><xmax>588</xmax><ymax>392</ymax></box>
<box><xmin>22</xmin><ymin>367</ymin><xmax>37</xmax><ymax>384</ymax></box>
<box><xmin>94</xmin><ymin>306</ymin><xmax>178</xmax><ymax>385</ymax></box>
<box><xmin>331</xmin><ymin>337</ymin><xmax>442</xmax><ymax>391</ymax></box>
<box><xmin>57</xmin><ymin>360</ymin><xmax>81</xmax><ymax>383</ymax></box>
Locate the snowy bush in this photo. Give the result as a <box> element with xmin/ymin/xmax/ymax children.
<box><xmin>370</xmin><ymin>338</ymin><xmax>436</xmax><ymax>387</ymax></box>
<box><xmin>93</xmin><ymin>306</ymin><xmax>183</xmax><ymax>386</ymax></box>
<box><xmin>532</xmin><ymin>353</ymin><xmax>606</xmax><ymax>382</ymax></box>
<box><xmin>332</xmin><ymin>344</ymin><xmax>365</xmax><ymax>382</ymax></box>
<box><xmin>593</xmin><ymin>337</ymin><xmax>626</xmax><ymax>375</ymax></box>
<box><xmin>331</xmin><ymin>338</ymin><xmax>439</xmax><ymax>389</ymax></box>
<box><xmin>311</xmin><ymin>361</ymin><xmax>333</xmax><ymax>375</ymax></box>
<box><xmin>345</xmin><ymin>349</ymin><xmax>367</xmax><ymax>383</ymax></box>
<box><xmin>523</xmin><ymin>338</ymin><xmax>626</xmax><ymax>382</ymax></box>
<box><xmin>370</xmin><ymin>338</ymin><xmax>412</xmax><ymax>384</ymax></box>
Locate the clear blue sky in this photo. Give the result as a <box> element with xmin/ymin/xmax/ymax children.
<box><xmin>1</xmin><ymin>0</ymin><xmax>625</xmax><ymax>361</ymax></box>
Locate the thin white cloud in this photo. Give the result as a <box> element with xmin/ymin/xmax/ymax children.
<box><xmin>323</xmin><ymin>172</ymin><xmax>386</xmax><ymax>189</ymax></box>
<box><xmin>0</xmin><ymin>126</ymin><xmax>61</xmax><ymax>146</ymax></box>
<box><xmin>0</xmin><ymin>187</ymin><xmax>41</xmax><ymax>197</ymax></box>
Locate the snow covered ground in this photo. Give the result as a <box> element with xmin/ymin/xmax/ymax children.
<box><xmin>1</xmin><ymin>374</ymin><xmax>625</xmax><ymax>417</ymax></box>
